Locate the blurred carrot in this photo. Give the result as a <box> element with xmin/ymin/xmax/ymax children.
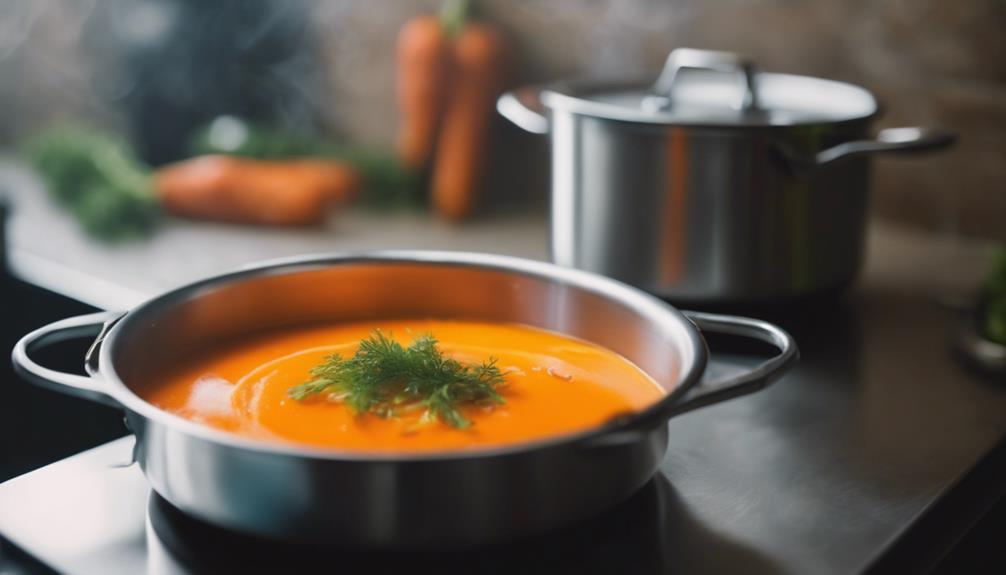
<box><xmin>431</xmin><ymin>21</ymin><xmax>508</xmax><ymax>221</ymax></box>
<box><xmin>396</xmin><ymin>14</ymin><xmax>451</xmax><ymax>171</ymax></box>
<box><xmin>154</xmin><ymin>155</ymin><xmax>358</xmax><ymax>226</ymax></box>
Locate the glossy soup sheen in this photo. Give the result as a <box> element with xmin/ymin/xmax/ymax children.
<box><xmin>145</xmin><ymin>320</ymin><xmax>665</xmax><ymax>452</ymax></box>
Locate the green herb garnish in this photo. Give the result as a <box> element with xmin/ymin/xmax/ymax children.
<box><xmin>289</xmin><ymin>331</ymin><xmax>506</xmax><ymax>429</ymax></box>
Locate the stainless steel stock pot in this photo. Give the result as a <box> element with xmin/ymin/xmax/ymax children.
<box><xmin>13</xmin><ymin>251</ymin><xmax>797</xmax><ymax>547</ymax></box>
<box><xmin>499</xmin><ymin>48</ymin><xmax>956</xmax><ymax>303</ymax></box>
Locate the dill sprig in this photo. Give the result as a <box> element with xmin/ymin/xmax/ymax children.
<box><xmin>289</xmin><ymin>331</ymin><xmax>506</xmax><ymax>429</ymax></box>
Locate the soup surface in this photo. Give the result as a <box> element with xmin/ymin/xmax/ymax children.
<box><xmin>145</xmin><ymin>320</ymin><xmax>665</xmax><ymax>452</ymax></box>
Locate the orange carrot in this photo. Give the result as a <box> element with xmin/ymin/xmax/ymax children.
<box><xmin>154</xmin><ymin>155</ymin><xmax>359</xmax><ymax>226</ymax></box>
<box><xmin>430</xmin><ymin>23</ymin><xmax>508</xmax><ymax>221</ymax></box>
<box><xmin>396</xmin><ymin>15</ymin><xmax>451</xmax><ymax>171</ymax></box>
<box><xmin>288</xmin><ymin>159</ymin><xmax>360</xmax><ymax>204</ymax></box>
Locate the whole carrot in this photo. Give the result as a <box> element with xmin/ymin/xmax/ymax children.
<box><xmin>289</xmin><ymin>159</ymin><xmax>360</xmax><ymax>204</ymax></box>
<box><xmin>396</xmin><ymin>14</ymin><xmax>451</xmax><ymax>171</ymax></box>
<box><xmin>155</xmin><ymin>155</ymin><xmax>359</xmax><ymax>226</ymax></box>
<box><xmin>431</xmin><ymin>21</ymin><xmax>508</xmax><ymax>221</ymax></box>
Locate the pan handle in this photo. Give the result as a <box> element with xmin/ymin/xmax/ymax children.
<box><xmin>669</xmin><ymin>311</ymin><xmax>798</xmax><ymax>416</ymax></box>
<box><xmin>815</xmin><ymin>126</ymin><xmax>957</xmax><ymax>166</ymax></box>
<box><xmin>497</xmin><ymin>87</ymin><xmax>550</xmax><ymax>134</ymax></box>
<box><xmin>579</xmin><ymin>312</ymin><xmax>797</xmax><ymax>451</ymax></box>
<box><xmin>11</xmin><ymin>311</ymin><xmax>124</xmax><ymax>408</ymax></box>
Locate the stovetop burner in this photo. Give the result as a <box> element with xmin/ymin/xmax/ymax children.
<box><xmin>145</xmin><ymin>469</ymin><xmax>779</xmax><ymax>574</ymax></box>
<box><xmin>147</xmin><ymin>478</ymin><xmax>673</xmax><ymax>574</ymax></box>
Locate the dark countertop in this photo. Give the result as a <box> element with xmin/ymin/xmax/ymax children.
<box><xmin>661</xmin><ymin>289</ymin><xmax>1006</xmax><ymax>573</ymax></box>
<box><xmin>2</xmin><ymin>161</ymin><xmax>1004</xmax><ymax>573</ymax></box>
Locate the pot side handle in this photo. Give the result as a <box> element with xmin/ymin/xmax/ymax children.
<box><xmin>670</xmin><ymin>311</ymin><xmax>799</xmax><ymax>416</ymax></box>
<box><xmin>579</xmin><ymin>312</ymin><xmax>797</xmax><ymax>452</ymax></box>
<box><xmin>815</xmin><ymin>126</ymin><xmax>957</xmax><ymax>166</ymax></box>
<box><xmin>11</xmin><ymin>311</ymin><xmax>124</xmax><ymax>408</ymax></box>
<box><xmin>497</xmin><ymin>87</ymin><xmax>549</xmax><ymax>135</ymax></box>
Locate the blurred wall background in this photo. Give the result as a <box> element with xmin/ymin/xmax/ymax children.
<box><xmin>1</xmin><ymin>0</ymin><xmax>1003</xmax><ymax>239</ymax></box>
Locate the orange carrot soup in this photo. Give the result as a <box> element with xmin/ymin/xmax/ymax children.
<box><xmin>145</xmin><ymin>320</ymin><xmax>665</xmax><ymax>452</ymax></box>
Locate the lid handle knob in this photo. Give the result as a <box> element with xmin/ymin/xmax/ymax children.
<box><xmin>645</xmin><ymin>48</ymin><xmax>759</xmax><ymax>112</ymax></box>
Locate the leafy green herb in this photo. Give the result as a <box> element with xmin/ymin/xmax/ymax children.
<box><xmin>984</xmin><ymin>248</ymin><xmax>1006</xmax><ymax>345</ymax></box>
<box><xmin>289</xmin><ymin>331</ymin><xmax>506</xmax><ymax>429</ymax></box>
<box><xmin>23</xmin><ymin>126</ymin><xmax>159</xmax><ymax>241</ymax></box>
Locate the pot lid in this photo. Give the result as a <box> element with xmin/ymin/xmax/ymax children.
<box><xmin>541</xmin><ymin>48</ymin><xmax>878</xmax><ymax>127</ymax></box>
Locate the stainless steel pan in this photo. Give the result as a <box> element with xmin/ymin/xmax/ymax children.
<box><xmin>13</xmin><ymin>251</ymin><xmax>797</xmax><ymax>547</ymax></box>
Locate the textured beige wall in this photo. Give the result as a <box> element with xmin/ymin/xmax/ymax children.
<box><xmin>2</xmin><ymin>0</ymin><xmax>1004</xmax><ymax>239</ymax></box>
